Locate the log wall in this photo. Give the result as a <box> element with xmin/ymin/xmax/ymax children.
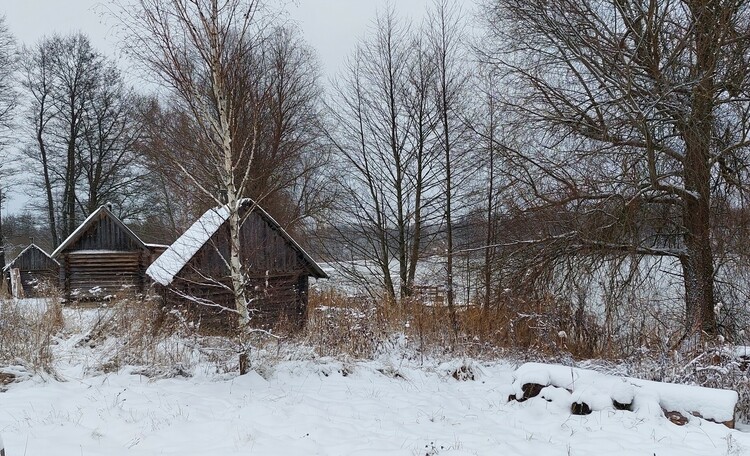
<box><xmin>64</xmin><ymin>251</ymin><xmax>145</xmax><ymax>299</ymax></box>
<box><xmin>58</xmin><ymin>210</ymin><xmax>153</xmax><ymax>301</ymax></box>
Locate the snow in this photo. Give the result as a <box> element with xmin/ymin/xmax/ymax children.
<box><xmin>513</xmin><ymin>362</ymin><xmax>738</xmax><ymax>423</ymax></box>
<box><xmin>145</xmin><ymin>243</ymin><xmax>170</xmax><ymax>249</ymax></box>
<box><xmin>69</xmin><ymin>250</ymin><xmax>131</xmax><ymax>254</ymax></box>
<box><xmin>1</xmin><ymin>304</ymin><xmax>748</xmax><ymax>455</ymax></box>
<box><xmin>3</xmin><ymin>358</ymin><xmax>748</xmax><ymax>456</ymax></box>
<box><xmin>147</xmin><ymin>205</ymin><xmax>229</xmax><ymax>285</ymax></box>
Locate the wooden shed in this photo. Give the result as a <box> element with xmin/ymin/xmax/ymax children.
<box><xmin>3</xmin><ymin>244</ymin><xmax>59</xmax><ymax>297</ymax></box>
<box><xmin>146</xmin><ymin>199</ymin><xmax>328</xmax><ymax>330</ymax></box>
<box><xmin>52</xmin><ymin>205</ymin><xmax>163</xmax><ymax>301</ymax></box>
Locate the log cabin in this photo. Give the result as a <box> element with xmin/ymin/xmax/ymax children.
<box><xmin>52</xmin><ymin>204</ymin><xmax>165</xmax><ymax>301</ymax></box>
<box><xmin>146</xmin><ymin>199</ymin><xmax>328</xmax><ymax>330</ymax></box>
<box><xmin>3</xmin><ymin>243</ymin><xmax>59</xmax><ymax>297</ymax></box>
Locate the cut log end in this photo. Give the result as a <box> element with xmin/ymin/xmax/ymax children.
<box><xmin>571</xmin><ymin>402</ymin><xmax>592</xmax><ymax>415</ymax></box>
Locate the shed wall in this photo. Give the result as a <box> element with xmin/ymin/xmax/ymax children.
<box><xmin>162</xmin><ymin>208</ymin><xmax>314</xmax><ymax>330</ymax></box>
<box><xmin>4</xmin><ymin>246</ymin><xmax>59</xmax><ymax>297</ymax></box>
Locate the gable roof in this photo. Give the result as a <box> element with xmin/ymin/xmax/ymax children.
<box><xmin>51</xmin><ymin>205</ymin><xmax>147</xmax><ymax>258</ymax></box>
<box><xmin>3</xmin><ymin>243</ymin><xmax>59</xmax><ymax>272</ymax></box>
<box><xmin>146</xmin><ymin>199</ymin><xmax>328</xmax><ymax>286</ymax></box>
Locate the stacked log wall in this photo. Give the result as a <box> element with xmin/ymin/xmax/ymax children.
<box><xmin>59</xmin><ymin>213</ymin><xmax>151</xmax><ymax>300</ymax></box>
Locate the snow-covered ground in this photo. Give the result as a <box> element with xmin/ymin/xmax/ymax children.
<box><xmin>1</xmin><ymin>303</ymin><xmax>749</xmax><ymax>455</ymax></box>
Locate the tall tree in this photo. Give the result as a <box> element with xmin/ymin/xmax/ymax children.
<box><xmin>327</xmin><ymin>7</ymin><xmax>441</xmax><ymax>302</ymax></box>
<box><xmin>78</xmin><ymin>67</ymin><xmax>144</xmax><ymax>218</ymax></box>
<box><xmin>49</xmin><ymin>34</ymin><xmax>103</xmax><ymax>237</ymax></box>
<box><xmin>482</xmin><ymin>0</ymin><xmax>750</xmax><ymax>338</ymax></box>
<box><xmin>21</xmin><ymin>39</ymin><xmax>58</xmax><ymax>246</ymax></box>
<box><xmin>0</xmin><ymin>16</ymin><xmax>16</xmax><ymax>146</ymax></box>
<box><xmin>119</xmin><ymin>0</ymin><xmax>269</xmax><ymax>327</ymax></box>
<box><xmin>0</xmin><ymin>16</ymin><xmax>18</xmax><ymax>268</ymax></box>
<box><xmin>428</xmin><ymin>0</ymin><xmax>470</xmax><ymax>334</ymax></box>
<box><xmin>21</xmin><ymin>34</ymin><xmax>144</xmax><ymax>244</ymax></box>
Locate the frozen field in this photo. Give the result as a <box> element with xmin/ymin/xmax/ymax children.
<box><xmin>0</xmin><ymin>304</ymin><xmax>749</xmax><ymax>455</ymax></box>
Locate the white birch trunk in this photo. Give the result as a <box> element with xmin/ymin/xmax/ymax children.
<box><xmin>212</xmin><ymin>57</ymin><xmax>250</xmax><ymax>328</ymax></box>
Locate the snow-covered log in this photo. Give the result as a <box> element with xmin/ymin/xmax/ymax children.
<box><xmin>510</xmin><ymin>363</ymin><xmax>738</xmax><ymax>428</ymax></box>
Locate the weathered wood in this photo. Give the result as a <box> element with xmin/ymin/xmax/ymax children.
<box><xmin>54</xmin><ymin>206</ymin><xmax>163</xmax><ymax>301</ymax></box>
<box><xmin>157</xmin><ymin>201</ymin><xmax>324</xmax><ymax>331</ymax></box>
<box><xmin>4</xmin><ymin>244</ymin><xmax>59</xmax><ymax>297</ymax></box>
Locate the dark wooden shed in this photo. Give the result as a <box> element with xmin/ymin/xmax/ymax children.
<box><xmin>146</xmin><ymin>199</ymin><xmax>328</xmax><ymax>330</ymax></box>
<box><xmin>52</xmin><ymin>205</ymin><xmax>163</xmax><ymax>301</ymax></box>
<box><xmin>3</xmin><ymin>244</ymin><xmax>59</xmax><ymax>297</ymax></box>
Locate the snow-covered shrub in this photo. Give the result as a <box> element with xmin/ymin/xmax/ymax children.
<box><xmin>436</xmin><ymin>359</ymin><xmax>483</xmax><ymax>381</ymax></box>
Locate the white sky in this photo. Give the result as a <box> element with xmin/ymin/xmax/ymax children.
<box><xmin>0</xmin><ymin>0</ymin><xmax>436</xmax><ymax>214</ymax></box>
<box><xmin>2</xmin><ymin>0</ymin><xmax>434</xmax><ymax>84</ymax></box>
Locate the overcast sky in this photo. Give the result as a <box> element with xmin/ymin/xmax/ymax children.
<box><xmin>0</xmin><ymin>0</ymin><xmax>439</xmax><ymax>214</ymax></box>
<box><xmin>2</xmin><ymin>0</ymin><xmax>434</xmax><ymax>83</ymax></box>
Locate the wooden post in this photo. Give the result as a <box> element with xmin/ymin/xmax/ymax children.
<box><xmin>239</xmin><ymin>351</ymin><xmax>249</xmax><ymax>375</ymax></box>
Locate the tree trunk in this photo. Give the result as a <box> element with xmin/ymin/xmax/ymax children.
<box><xmin>37</xmin><ymin>123</ymin><xmax>58</xmax><ymax>247</ymax></box>
<box><xmin>680</xmin><ymin>136</ymin><xmax>716</xmax><ymax>335</ymax></box>
<box><xmin>678</xmin><ymin>0</ymin><xmax>720</xmax><ymax>337</ymax></box>
<box><xmin>64</xmin><ymin>112</ymin><xmax>77</xmax><ymax>237</ymax></box>
<box><xmin>228</xmin><ymin>200</ymin><xmax>249</xmax><ymax>327</ymax></box>
<box><xmin>483</xmin><ymin>108</ymin><xmax>495</xmax><ymax>319</ymax></box>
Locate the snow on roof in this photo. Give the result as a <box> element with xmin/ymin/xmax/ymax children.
<box><xmin>146</xmin><ymin>243</ymin><xmax>170</xmax><ymax>250</ymax></box>
<box><xmin>51</xmin><ymin>205</ymin><xmax>146</xmax><ymax>258</ymax></box>
<box><xmin>147</xmin><ymin>204</ymin><xmax>229</xmax><ymax>286</ymax></box>
<box><xmin>147</xmin><ymin>199</ymin><xmax>327</xmax><ymax>286</ymax></box>
<box><xmin>3</xmin><ymin>243</ymin><xmax>59</xmax><ymax>272</ymax></box>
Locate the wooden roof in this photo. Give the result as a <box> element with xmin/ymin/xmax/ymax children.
<box><xmin>51</xmin><ymin>205</ymin><xmax>147</xmax><ymax>258</ymax></box>
<box><xmin>147</xmin><ymin>198</ymin><xmax>328</xmax><ymax>285</ymax></box>
<box><xmin>3</xmin><ymin>243</ymin><xmax>59</xmax><ymax>272</ymax></box>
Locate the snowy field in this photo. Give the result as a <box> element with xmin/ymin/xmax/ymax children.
<box><xmin>1</xmin><ymin>303</ymin><xmax>750</xmax><ymax>455</ymax></box>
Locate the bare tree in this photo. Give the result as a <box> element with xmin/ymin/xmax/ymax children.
<box><xmin>0</xmin><ymin>16</ymin><xmax>16</xmax><ymax>146</ymax></box>
<box><xmin>427</xmin><ymin>0</ymin><xmax>471</xmax><ymax>334</ymax></box>
<box><xmin>118</xmin><ymin>0</ymin><xmax>271</xmax><ymax>327</ymax></box>
<box><xmin>78</xmin><ymin>68</ymin><xmax>144</xmax><ymax>217</ymax></box>
<box><xmin>482</xmin><ymin>0</ymin><xmax>750</xmax><ymax>338</ymax></box>
<box><xmin>48</xmin><ymin>34</ymin><xmax>103</xmax><ymax>237</ymax></box>
<box><xmin>326</xmin><ymin>7</ymin><xmax>442</xmax><ymax>302</ymax></box>
<box><xmin>22</xmin><ymin>33</ymin><xmax>147</xmax><ymax>245</ymax></box>
<box><xmin>135</xmin><ymin>22</ymin><xmax>328</xmax><ymax>242</ymax></box>
<box><xmin>0</xmin><ymin>16</ymin><xmax>18</xmax><ymax>268</ymax></box>
<box><xmin>20</xmin><ymin>39</ymin><xmax>58</xmax><ymax>246</ymax></box>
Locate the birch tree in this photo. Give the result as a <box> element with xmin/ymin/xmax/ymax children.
<box><xmin>482</xmin><ymin>0</ymin><xmax>750</xmax><ymax>339</ymax></box>
<box><xmin>118</xmin><ymin>0</ymin><xmax>268</xmax><ymax>327</ymax></box>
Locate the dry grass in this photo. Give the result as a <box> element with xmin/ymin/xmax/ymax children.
<box><xmin>78</xmin><ymin>296</ymin><xmax>203</xmax><ymax>375</ymax></box>
<box><xmin>305</xmin><ymin>290</ymin><xmax>694</xmax><ymax>361</ymax></box>
<box><xmin>0</xmin><ymin>297</ymin><xmax>64</xmax><ymax>375</ymax></box>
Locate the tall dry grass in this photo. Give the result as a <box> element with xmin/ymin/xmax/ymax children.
<box><xmin>0</xmin><ymin>297</ymin><xmax>64</xmax><ymax>376</ymax></box>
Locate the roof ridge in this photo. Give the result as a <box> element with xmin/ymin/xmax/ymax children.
<box><xmin>51</xmin><ymin>205</ymin><xmax>147</xmax><ymax>258</ymax></box>
<box><xmin>146</xmin><ymin>199</ymin><xmax>327</xmax><ymax>285</ymax></box>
